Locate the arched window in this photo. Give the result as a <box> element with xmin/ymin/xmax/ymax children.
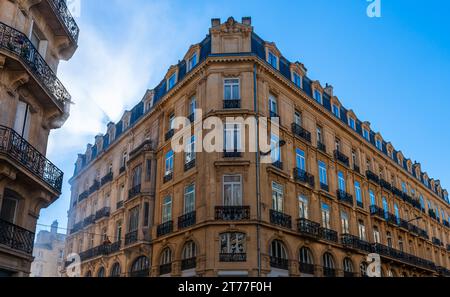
<box><xmin>110</xmin><ymin>262</ymin><xmax>121</xmax><ymax>277</ymax></box>
<box><xmin>322</xmin><ymin>253</ymin><xmax>336</xmax><ymax>277</ymax></box>
<box><xmin>130</xmin><ymin>256</ymin><xmax>149</xmax><ymax>277</ymax></box>
<box><xmin>97</xmin><ymin>267</ymin><xmax>105</xmax><ymax>277</ymax></box>
<box><xmin>299</xmin><ymin>247</ymin><xmax>314</xmax><ymax>275</ymax></box>
<box><xmin>360</xmin><ymin>262</ymin><xmax>368</xmax><ymax>277</ymax></box>
<box><xmin>85</xmin><ymin>270</ymin><xmax>92</xmax><ymax>277</ymax></box>
<box><xmin>269</xmin><ymin>240</ymin><xmax>288</xmax><ymax>270</ymax></box>
<box><xmin>219</xmin><ymin>232</ymin><xmax>246</xmax><ymax>262</ymax></box>
<box><xmin>343</xmin><ymin>258</ymin><xmax>354</xmax><ymax>277</ymax></box>
<box><xmin>160</xmin><ymin>248</ymin><xmax>172</xmax><ymax>275</ymax></box>
<box><xmin>181</xmin><ymin>241</ymin><xmax>197</xmax><ymax>271</ymax></box>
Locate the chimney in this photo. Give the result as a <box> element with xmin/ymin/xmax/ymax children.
<box><xmin>324</xmin><ymin>84</ymin><xmax>333</xmax><ymax>97</ymax></box>
<box><xmin>242</xmin><ymin>17</ymin><xmax>252</xmax><ymax>26</ymax></box>
<box><xmin>211</xmin><ymin>18</ymin><xmax>221</xmax><ymax>27</ymax></box>
<box><xmin>51</xmin><ymin>220</ymin><xmax>58</xmax><ymax>234</ymax></box>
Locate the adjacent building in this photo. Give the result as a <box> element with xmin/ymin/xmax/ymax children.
<box><xmin>30</xmin><ymin>220</ymin><xmax>66</xmax><ymax>277</ymax></box>
<box><xmin>64</xmin><ymin>17</ymin><xmax>449</xmax><ymax>277</ymax></box>
<box><xmin>0</xmin><ymin>0</ymin><xmax>78</xmax><ymax>276</ymax></box>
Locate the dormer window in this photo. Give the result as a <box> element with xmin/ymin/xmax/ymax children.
<box><xmin>314</xmin><ymin>90</ymin><xmax>322</xmax><ymax>104</ymax></box>
<box><xmin>167</xmin><ymin>73</ymin><xmax>177</xmax><ymax>91</ymax></box>
<box><xmin>424</xmin><ymin>177</ymin><xmax>429</xmax><ymax>187</ymax></box>
<box><xmin>362</xmin><ymin>128</ymin><xmax>370</xmax><ymax>141</ymax></box>
<box><xmin>332</xmin><ymin>104</ymin><xmax>340</xmax><ymax>118</ymax></box>
<box><xmin>387</xmin><ymin>148</ymin><xmax>393</xmax><ymax>159</ymax></box>
<box><xmin>187</xmin><ymin>53</ymin><xmax>198</xmax><ymax>72</ymax></box>
<box><xmin>348</xmin><ymin>117</ymin><xmax>356</xmax><ymax>130</ymax></box>
<box><xmin>268</xmin><ymin>51</ymin><xmax>278</xmax><ymax>69</ymax></box>
<box><xmin>292</xmin><ymin>72</ymin><xmax>302</xmax><ymax>88</ymax></box>
<box><xmin>375</xmin><ymin>138</ymin><xmax>382</xmax><ymax>151</ymax></box>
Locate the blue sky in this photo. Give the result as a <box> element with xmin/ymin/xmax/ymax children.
<box><xmin>37</xmin><ymin>0</ymin><xmax>450</xmax><ymax>234</ymax></box>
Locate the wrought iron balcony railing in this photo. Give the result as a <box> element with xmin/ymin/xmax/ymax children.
<box><xmin>379</xmin><ymin>178</ymin><xmax>392</xmax><ymax>191</ymax></box>
<box><xmin>334</xmin><ymin>150</ymin><xmax>349</xmax><ymax>167</ymax></box>
<box><xmin>165</xmin><ymin>129</ymin><xmax>175</xmax><ymax>141</ymax></box>
<box><xmin>184</xmin><ymin>159</ymin><xmax>196</xmax><ymax>171</ymax></box>
<box><xmin>48</xmin><ymin>0</ymin><xmax>80</xmax><ymax>42</ymax></box>
<box><xmin>293</xmin><ymin>168</ymin><xmax>315</xmax><ymax>188</ymax></box>
<box><xmin>356</xmin><ymin>200</ymin><xmax>364</xmax><ymax>208</ymax></box>
<box><xmin>157</xmin><ymin>221</ymin><xmax>173</xmax><ymax>237</ymax></box>
<box><xmin>125</xmin><ymin>230</ymin><xmax>138</xmax><ymax>246</ymax></box>
<box><xmin>95</xmin><ymin>207</ymin><xmax>110</xmax><ymax>221</ymax></box>
<box><xmin>432</xmin><ymin>237</ymin><xmax>443</xmax><ymax>247</ymax></box>
<box><xmin>70</xmin><ymin>221</ymin><xmax>83</xmax><ymax>234</ymax></box>
<box><xmin>320</xmin><ymin>183</ymin><xmax>329</xmax><ymax>192</ymax></box>
<box><xmin>163</xmin><ymin>172</ymin><xmax>173</xmax><ymax>183</ymax></box>
<box><xmin>101</xmin><ymin>172</ymin><xmax>113</xmax><ymax>186</ymax></box>
<box><xmin>299</xmin><ymin>262</ymin><xmax>315</xmax><ymax>274</ymax></box>
<box><xmin>119</xmin><ymin>166</ymin><xmax>126</xmax><ymax>174</ymax></box>
<box><xmin>83</xmin><ymin>215</ymin><xmax>95</xmax><ymax>227</ymax></box>
<box><xmin>159</xmin><ymin>263</ymin><xmax>172</xmax><ymax>275</ymax></box>
<box><xmin>353</xmin><ymin>164</ymin><xmax>360</xmax><ymax>174</ymax></box>
<box><xmin>370</xmin><ymin>205</ymin><xmax>386</xmax><ymax>219</ymax></box>
<box><xmin>272</xmin><ymin>160</ymin><xmax>283</xmax><ymax>170</ymax></box>
<box><xmin>89</xmin><ymin>180</ymin><xmax>100</xmax><ymax>194</ymax></box>
<box><xmin>366</xmin><ymin>170</ymin><xmax>379</xmax><ymax>184</ymax></box>
<box><xmin>0</xmin><ymin>22</ymin><xmax>70</xmax><ymax>109</ymax></box>
<box><xmin>215</xmin><ymin>206</ymin><xmax>250</xmax><ymax>221</ymax></box>
<box><xmin>297</xmin><ymin>218</ymin><xmax>320</xmax><ymax>238</ymax></box>
<box><xmin>323</xmin><ymin>267</ymin><xmax>336</xmax><ymax>277</ymax></box>
<box><xmin>341</xmin><ymin>234</ymin><xmax>372</xmax><ymax>253</ymax></box>
<box><xmin>128</xmin><ymin>184</ymin><xmax>141</xmax><ymax>200</ymax></box>
<box><xmin>371</xmin><ymin>243</ymin><xmax>436</xmax><ymax>271</ymax></box>
<box><xmin>270</xmin><ymin>209</ymin><xmax>292</xmax><ymax>229</ymax></box>
<box><xmin>181</xmin><ymin>257</ymin><xmax>197</xmax><ymax>270</ymax></box>
<box><xmin>79</xmin><ymin>241</ymin><xmax>122</xmax><ymax>262</ymax></box>
<box><xmin>78</xmin><ymin>190</ymin><xmax>89</xmax><ymax>202</ymax></box>
<box><xmin>178</xmin><ymin>211</ymin><xmax>196</xmax><ymax>229</ymax></box>
<box><xmin>223</xmin><ymin>99</ymin><xmax>241</xmax><ymax>109</ymax></box>
<box><xmin>223</xmin><ymin>151</ymin><xmax>242</xmax><ymax>158</ymax></box>
<box><xmin>116</xmin><ymin>200</ymin><xmax>124</xmax><ymax>210</ymax></box>
<box><xmin>0</xmin><ymin>125</ymin><xmax>63</xmax><ymax>193</ymax></box>
<box><xmin>219</xmin><ymin>253</ymin><xmax>247</xmax><ymax>262</ymax></box>
<box><xmin>0</xmin><ymin>219</ymin><xmax>34</xmax><ymax>254</ymax></box>
<box><xmin>317</xmin><ymin>141</ymin><xmax>326</xmax><ymax>153</ymax></box>
<box><xmin>270</xmin><ymin>256</ymin><xmax>289</xmax><ymax>270</ymax></box>
<box><xmin>337</xmin><ymin>190</ymin><xmax>353</xmax><ymax>206</ymax></box>
<box><xmin>291</xmin><ymin>123</ymin><xmax>311</xmax><ymax>143</ymax></box>
<box><xmin>319</xmin><ymin>227</ymin><xmax>338</xmax><ymax>243</ymax></box>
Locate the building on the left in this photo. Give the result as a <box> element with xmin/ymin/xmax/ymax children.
<box><xmin>0</xmin><ymin>0</ymin><xmax>79</xmax><ymax>276</ymax></box>
<box><xmin>30</xmin><ymin>220</ymin><xmax>66</xmax><ymax>277</ymax></box>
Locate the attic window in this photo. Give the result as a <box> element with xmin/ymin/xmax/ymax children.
<box><xmin>332</xmin><ymin>104</ymin><xmax>340</xmax><ymax>118</ymax></box>
<box><xmin>292</xmin><ymin>72</ymin><xmax>302</xmax><ymax>88</ymax></box>
<box><xmin>268</xmin><ymin>51</ymin><xmax>278</xmax><ymax>69</ymax></box>
<box><xmin>187</xmin><ymin>52</ymin><xmax>198</xmax><ymax>72</ymax></box>
<box><xmin>375</xmin><ymin>138</ymin><xmax>382</xmax><ymax>151</ymax></box>
<box><xmin>348</xmin><ymin>117</ymin><xmax>356</xmax><ymax>130</ymax></box>
<box><xmin>167</xmin><ymin>73</ymin><xmax>177</xmax><ymax>91</ymax></box>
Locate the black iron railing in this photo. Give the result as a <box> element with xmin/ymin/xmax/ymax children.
<box><xmin>165</xmin><ymin>129</ymin><xmax>175</xmax><ymax>141</ymax></box>
<box><xmin>337</xmin><ymin>190</ymin><xmax>353</xmax><ymax>206</ymax></box>
<box><xmin>223</xmin><ymin>99</ymin><xmax>241</xmax><ymax>109</ymax></box>
<box><xmin>215</xmin><ymin>206</ymin><xmax>250</xmax><ymax>221</ymax></box>
<box><xmin>181</xmin><ymin>257</ymin><xmax>197</xmax><ymax>270</ymax></box>
<box><xmin>128</xmin><ymin>184</ymin><xmax>141</xmax><ymax>200</ymax></box>
<box><xmin>95</xmin><ymin>207</ymin><xmax>110</xmax><ymax>220</ymax></box>
<box><xmin>270</xmin><ymin>209</ymin><xmax>292</xmax><ymax>229</ymax></box>
<box><xmin>317</xmin><ymin>141</ymin><xmax>326</xmax><ymax>153</ymax></box>
<box><xmin>341</xmin><ymin>234</ymin><xmax>372</xmax><ymax>253</ymax></box>
<box><xmin>356</xmin><ymin>200</ymin><xmax>364</xmax><ymax>208</ymax></box>
<box><xmin>291</xmin><ymin>123</ymin><xmax>311</xmax><ymax>143</ymax></box>
<box><xmin>89</xmin><ymin>180</ymin><xmax>100</xmax><ymax>194</ymax></box>
<box><xmin>163</xmin><ymin>172</ymin><xmax>173</xmax><ymax>183</ymax></box>
<box><xmin>370</xmin><ymin>205</ymin><xmax>386</xmax><ymax>219</ymax></box>
<box><xmin>272</xmin><ymin>160</ymin><xmax>283</xmax><ymax>170</ymax></box>
<box><xmin>101</xmin><ymin>172</ymin><xmax>113</xmax><ymax>186</ymax></box>
<box><xmin>70</xmin><ymin>221</ymin><xmax>83</xmax><ymax>234</ymax></box>
<box><xmin>371</xmin><ymin>243</ymin><xmax>436</xmax><ymax>271</ymax></box>
<box><xmin>159</xmin><ymin>263</ymin><xmax>172</xmax><ymax>275</ymax></box>
<box><xmin>297</xmin><ymin>218</ymin><xmax>320</xmax><ymax>238</ymax></box>
<box><xmin>323</xmin><ymin>267</ymin><xmax>336</xmax><ymax>277</ymax></box>
<box><xmin>223</xmin><ymin>151</ymin><xmax>242</xmax><ymax>158</ymax></box>
<box><xmin>116</xmin><ymin>200</ymin><xmax>124</xmax><ymax>210</ymax></box>
<box><xmin>48</xmin><ymin>0</ymin><xmax>80</xmax><ymax>42</ymax></box>
<box><xmin>299</xmin><ymin>262</ymin><xmax>315</xmax><ymax>274</ymax></box>
<box><xmin>270</xmin><ymin>256</ymin><xmax>289</xmax><ymax>270</ymax></box>
<box><xmin>219</xmin><ymin>253</ymin><xmax>247</xmax><ymax>262</ymax></box>
<box><xmin>125</xmin><ymin>230</ymin><xmax>138</xmax><ymax>246</ymax></box>
<box><xmin>119</xmin><ymin>166</ymin><xmax>126</xmax><ymax>174</ymax></box>
<box><xmin>157</xmin><ymin>221</ymin><xmax>173</xmax><ymax>237</ymax></box>
<box><xmin>0</xmin><ymin>22</ymin><xmax>70</xmax><ymax>109</ymax></box>
<box><xmin>79</xmin><ymin>241</ymin><xmax>122</xmax><ymax>262</ymax></box>
<box><xmin>178</xmin><ymin>211</ymin><xmax>196</xmax><ymax>229</ymax></box>
<box><xmin>366</xmin><ymin>170</ymin><xmax>379</xmax><ymax>184</ymax></box>
<box><xmin>353</xmin><ymin>164</ymin><xmax>360</xmax><ymax>174</ymax></box>
<box><xmin>0</xmin><ymin>219</ymin><xmax>34</xmax><ymax>254</ymax></box>
<box><xmin>0</xmin><ymin>125</ymin><xmax>63</xmax><ymax>193</ymax></box>
<box><xmin>320</xmin><ymin>183</ymin><xmax>329</xmax><ymax>192</ymax></box>
<box><xmin>78</xmin><ymin>190</ymin><xmax>89</xmax><ymax>201</ymax></box>
<box><xmin>319</xmin><ymin>227</ymin><xmax>338</xmax><ymax>243</ymax></box>
<box><xmin>293</xmin><ymin>168</ymin><xmax>315</xmax><ymax>188</ymax></box>
<box><xmin>432</xmin><ymin>237</ymin><xmax>443</xmax><ymax>247</ymax></box>
<box><xmin>184</xmin><ymin>159</ymin><xmax>196</xmax><ymax>171</ymax></box>
<box><xmin>334</xmin><ymin>150</ymin><xmax>349</xmax><ymax>167</ymax></box>
<box><xmin>83</xmin><ymin>215</ymin><xmax>95</xmax><ymax>227</ymax></box>
<box><xmin>379</xmin><ymin>178</ymin><xmax>392</xmax><ymax>191</ymax></box>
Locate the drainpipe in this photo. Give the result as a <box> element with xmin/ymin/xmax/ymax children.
<box><xmin>253</xmin><ymin>63</ymin><xmax>262</xmax><ymax>277</ymax></box>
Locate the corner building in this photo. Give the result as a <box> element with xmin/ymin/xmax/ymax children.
<box><xmin>64</xmin><ymin>17</ymin><xmax>450</xmax><ymax>277</ymax></box>
<box><xmin>0</xmin><ymin>0</ymin><xmax>78</xmax><ymax>276</ymax></box>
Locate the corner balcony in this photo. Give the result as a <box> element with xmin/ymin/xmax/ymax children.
<box><xmin>0</xmin><ymin>125</ymin><xmax>63</xmax><ymax>193</ymax></box>
<box><xmin>293</xmin><ymin>168</ymin><xmax>315</xmax><ymax>188</ymax></box>
<box><xmin>269</xmin><ymin>209</ymin><xmax>292</xmax><ymax>229</ymax></box>
<box><xmin>0</xmin><ymin>22</ymin><xmax>71</xmax><ymax>111</ymax></box>
<box><xmin>0</xmin><ymin>219</ymin><xmax>34</xmax><ymax>255</ymax></box>
<box><xmin>42</xmin><ymin>0</ymin><xmax>80</xmax><ymax>44</ymax></box>
<box><xmin>291</xmin><ymin>123</ymin><xmax>311</xmax><ymax>143</ymax></box>
<box><xmin>337</xmin><ymin>190</ymin><xmax>353</xmax><ymax>206</ymax></box>
<box><xmin>334</xmin><ymin>150</ymin><xmax>349</xmax><ymax>167</ymax></box>
<box><xmin>215</xmin><ymin>206</ymin><xmax>250</xmax><ymax>221</ymax></box>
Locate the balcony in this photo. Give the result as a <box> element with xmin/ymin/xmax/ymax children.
<box><xmin>223</xmin><ymin>99</ymin><xmax>241</xmax><ymax>109</ymax></box>
<box><xmin>215</xmin><ymin>206</ymin><xmax>250</xmax><ymax>221</ymax></box>
<box><xmin>184</xmin><ymin>159</ymin><xmax>196</xmax><ymax>171</ymax></box>
<box><xmin>297</xmin><ymin>218</ymin><xmax>320</xmax><ymax>238</ymax></box>
<box><xmin>125</xmin><ymin>230</ymin><xmax>138</xmax><ymax>246</ymax></box>
<box><xmin>219</xmin><ymin>253</ymin><xmax>247</xmax><ymax>262</ymax></box>
<box><xmin>165</xmin><ymin>129</ymin><xmax>175</xmax><ymax>141</ymax></box>
<box><xmin>223</xmin><ymin>151</ymin><xmax>242</xmax><ymax>158</ymax></box>
<box><xmin>371</xmin><ymin>243</ymin><xmax>436</xmax><ymax>271</ymax></box>
<box><xmin>101</xmin><ymin>172</ymin><xmax>114</xmax><ymax>186</ymax></box>
<box><xmin>337</xmin><ymin>190</ymin><xmax>353</xmax><ymax>206</ymax></box>
<box><xmin>89</xmin><ymin>180</ymin><xmax>100</xmax><ymax>194</ymax></box>
<box><xmin>293</xmin><ymin>168</ymin><xmax>315</xmax><ymax>188</ymax></box>
<box><xmin>432</xmin><ymin>237</ymin><xmax>443</xmax><ymax>247</ymax></box>
<box><xmin>356</xmin><ymin>201</ymin><xmax>364</xmax><ymax>208</ymax></box>
<box><xmin>319</xmin><ymin>227</ymin><xmax>338</xmax><ymax>243</ymax></box>
<box><xmin>323</xmin><ymin>267</ymin><xmax>336</xmax><ymax>277</ymax></box>
<box><xmin>95</xmin><ymin>207</ymin><xmax>110</xmax><ymax>221</ymax></box>
<box><xmin>299</xmin><ymin>262</ymin><xmax>315</xmax><ymax>275</ymax></box>
<box><xmin>78</xmin><ymin>190</ymin><xmax>89</xmax><ymax>202</ymax></box>
<box><xmin>0</xmin><ymin>125</ymin><xmax>63</xmax><ymax>193</ymax></box>
<box><xmin>334</xmin><ymin>150</ymin><xmax>349</xmax><ymax>167</ymax></box>
<box><xmin>341</xmin><ymin>234</ymin><xmax>372</xmax><ymax>253</ymax></box>
<box><xmin>418</xmin><ymin>228</ymin><xmax>429</xmax><ymax>240</ymax></box>
<box><xmin>320</xmin><ymin>183</ymin><xmax>329</xmax><ymax>192</ymax></box>
<box><xmin>47</xmin><ymin>0</ymin><xmax>80</xmax><ymax>43</ymax></box>
<box><xmin>79</xmin><ymin>241</ymin><xmax>122</xmax><ymax>262</ymax></box>
<box><xmin>392</xmin><ymin>187</ymin><xmax>403</xmax><ymax>198</ymax></box>
<box><xmin>0</xmin><ymin>22</ymin><xmax>70</xmax><ymax>110</ymax></box>
<box><xmin>0</xmin><ymin>219</ymin><xmax>34</xmax><ymax>254</ymax></box>
<box><xmin>163</xmin><ymin>172</ymin><xmax>173</xmax><ymax>183</ymax></box>
<box><xmin>317</xmin><ymin>141</ymin><xmax>326</xmax><ymax>153</ymax></box>
<box><xmin>379</xmin><ymin>178</ymin><xmax>392</xmax><ymax>191</ymax></box>
<box><xmin>159</xmin><ymin>263</ymin><xmax>172</xmax><ymax>275</ymax></box>
<box><xmin>353</xmin><ymin>164</ymin><xmax>360</xmax><ymax>174</ymax></box>
<box><xmin>178</xmin><ymin>211</ymin><xmax>196</xmax><ymax>229</ymax></box>
<box><xmin>157</xmin><ymin>221</ymin><xmax>173</xmax><ymax>237</ymax></box>
<box><xmin>128</xmin><ymin>184</ymin><xmax>141</xmax><ymax>200</ymax></box>
<box><xmin>272</xmin><ymin>160</ymin><xmax>283</xmax><ymax>170</ymax></box>
<box><xmin>270</xmin><ymin>257</ymin><xmax>289</xmax><ymax>270</ymax></box>
<box><xmin>70</xmin><ymin>222</ymin><xmax>83</xmax><ymax>234</ymax></box>
<box><xmin>270</xmin><ymin>210</ymin><xmax>292</xmax><ymax>229</ymax></box>
<box><xmin>370</xmin><ymin>205</ymin><xmax>386</xmax><ymax>220</ymax></box>
<box><xmin>428</xmin><ymin>209</ymin><xmax>437</xmax><ymax>220</ymax></box>
<box><xmin>366</xmin><ymin>170</ymin><xmax>379</xmax><ymax>184</ymax></box>
<box><xmin>83</xmin><ymin>215</ymin><xmax>95</xmax><ymax>227</ymax></box>
<box><xmin>119</xmin><ymin>166</ymin><xmax>126</xmax><ymax>174</ymax></box>
<box><xmin>291</xmin><ymin>123</ymin><xmax>311</xmax><ymax>143</ymax></box>
<box><xmin>116</xmin><ymin>200</ymin><xmax>124</xmax><ymax>210</ymax></box>
<box><xmin>181</xmin><ymin>257</ymin><xmax>197</xmax><ymax>270</ymax></box>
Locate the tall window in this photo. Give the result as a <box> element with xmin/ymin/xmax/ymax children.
<box><xmin>382</xmin><ymin>197</ymin><xmax>389</xmax><ymax>220</ymax></box>
<box><xmin>358</xmin><ymin>220</ymin><xmax>366</xmax><ymax>241</ymax></box>
<box><xmin>338</xmin><ymin>171</ymin><xmax>346</xmax><ymax>191</ymax></box>
<box><xmin>223</xmin><ymin>175</ymin><xmax>242</xmax><ymax>206</ymax></box>
<box><xmin>294</xmin><ymin>111</ymin><xmax>302</xmax><ymax>126</ymax></box>
<box><xmin>316</xmin><ymin>126</ymin><xmax>323</xmax><ymax>143</ymax></box>
<box><xmin>14</xmin><ymin>100</ymin><xmax>31</xmax><ymax>140</ymax></box>
<box><xmin>321</xmin><ymin>202</ymin><xmax>331</xmax><ymax>229</ymax></box>
<box><xmin>184</xmin><ymin>184</ymin><xmax>195</xmax><ymax>214</ymax></box>
<box><xmin>369</xmin><ymin>190</ymin><xmax>376</xmax><ymax>206</ymax></box>
<box><xmin>268</xmin><ymin>94</ymin><xmax>278</xmax><ymax>115</ymax></box>
<box><xmin>162</xmin><ymin>196</ymin><xmax>172</xmax><ymax>223</ymax></box>
<box><xmin>182</xmin><ymin>241</ymin><xmax>197</xmax><ymax>260</ymax></box>
<box><xmin>128</xmin><ymin>207</ymin><xmax>139</xmax><ymax>232</ymax></box>
<box><xmin>168</xmin><ymin>113</ymin><xmax>175</xmax><ymax>130</ymax></box>
<box><xmin>268</xmin><ymin>51</ymin><xmax>278</xmax><ymax>69</ymax></box>
<box><xmin>362</xmin><ymin>128</ymin><xmax>370</xmax><ymax>141</ymax></box>
<box><xmin>167</xmin><ymin>73</ymin><xmax>177</xmax><ymax>90</ymax></box>
<box><xmin>375</xmin><ymin>138</ymin><xmax>382</xmax><ymax>151</ymax></box>
<box><xmin>185</xmin><ymin>135</ymin><xmax>196</xmax><ymax>163</ymax></box>
<box><xmin>270</xmin><ymin>133</ymin><xmax>281</xmax><ymax>163</ymax></box>
<box><xmin>189</xmin><ymin>96</ymin><xmax>197</xmax><ymax>118</ymax></box>
<box><xmin>348</xmin><ymin>117</ymin><xmax>356</xmax><ymax>130</ymax></box>
<box><xmin>341</xmin><ymin>211</ymin><xmax>349</xmax><ymax>234</ymax></box>
<box><xmin>318</xmin><ymin>161</ymin><xmax>328</xmax><ymax>186</ymax></box>
<box><xmin>293</xmin><ymin>72</ymin><xmax>302</xmax><ymax>88</ymax></box>
<box><xmin>314</xmin><ymin>90</ymin><xmax>322</xmax><ymax>104</ymax></box>
<box><xmin>0</xmin><ymin>196</ymin><xmax>18</xmax><ymax>223</ymax></box>
<box><xmin>398</xmin><ymin>237</ymin><xmax>404</xmax><ymax>252</ymax></box>
<box><xmin>272</xmin><ymin>182</ymin><xmax>284</xmax><ymax>212</ymax></box>
<box><xmin>298</xmin><ymin>195</ymin><xmax>308</xmax><ymax>219</ymax></box>
<box><xmin>401</xmin><ymin>182</ymin><xmax>407</xmax><ymax>193</ymax></box>
<box><xmin>188</xmin><ymin>53</ymin><xmax>197</xmax><ymax>71</ymax></box>
<box><xmin>323</xmin><ymin>253</ymin><xmax>335</xmax><ymax>270</ymax></box>
<box><xmin>165</xmin><ymin>150</ymin><xmax>174</xmax><ymax>176</ymax></box>
<box><xmin>224</xmin><ymin>79</ymin><xmax>240</xmax><ymax>100</ymax></box>
<box><xmin>131</xmin><ymin>165</ymin><xmax>142</xmax><ymax>187</ymax></box>
<box><xmin>220</xmin><ymin>233</ymin><xmax>246</xmax><ymax>254</ymax></box>
<box><xmin>270</xmin><ymin>240</ymin><xmax>287</xmax><ymax>260</ymax></box>
<box><xmin>121</xmin><ymin>151</ymin><xmax>128</xmax><ymax>168</ymax></box>
<box><xmin>332</xmin><ymin>104</ymin><xmax>340</xmax><ymax>118</ymax></box>
<box><xmin>394</xmin><ymin>203</ymin><xmax>400</xmax><ymax>224</ymax></box>
<box><xmin>373</xmin><ymin>226</ymin><xmax>380</xmax><ymax>243</ymax></box>
<box><xmin>296</xmin><ymin>148</ymin><xmax>306</xmax><ymax>171</ymax></box>
<box><xmin>387</xmin><ymin>232</ymin><xmax>392</xmax><ymax>248</ymax></box>
<box><xmin>355</xmin><ymin>181</ymin><xmax>362</xmax><ymax>203</ymax></box>
<box><xmin>224</xmin><ymin>123</ymin><xmax>241</xmax><ymax>152</ymax></box>
<box><xmin>299</xmin><ymin>247</ymin><xmax>313</xmax><ymax>265</ymax></box>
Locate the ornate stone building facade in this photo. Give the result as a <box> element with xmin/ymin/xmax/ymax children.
<box><xmin>0</xmin><ymin>0</ymin><xmax>78</xmax><ymax>276</ymax></box>
<box><xmin>64</xmin><ymin>17</ymin><xmax>449</xmax><ymax>277</ymax></box>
